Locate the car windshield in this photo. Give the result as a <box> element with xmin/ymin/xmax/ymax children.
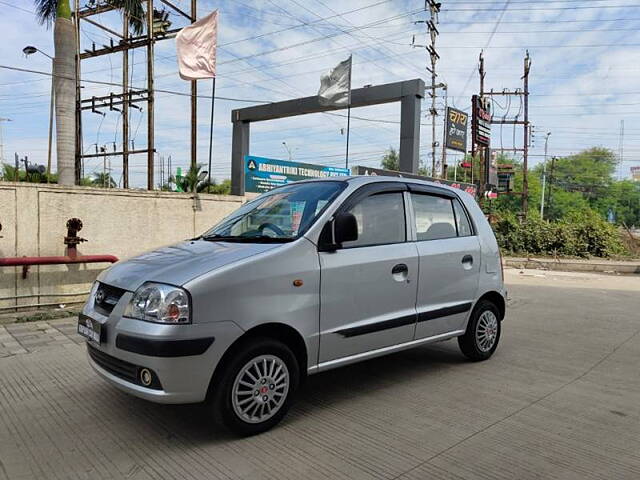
<box><xmin>202</xmin><ymin>181</ymin><xmax>345</xmax><ymax>242</ymax></box>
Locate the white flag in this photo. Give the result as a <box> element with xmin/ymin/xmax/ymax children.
<box><xmin>318</xmin><ymin>56</ymin><xmax>352</xmax><ymax>107</ymax></box>
<box><xmin>176</xmin><ymin>10</ymin><xmax>219</xmax><ymax>81</ymax></box>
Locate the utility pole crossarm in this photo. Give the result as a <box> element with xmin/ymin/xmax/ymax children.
<box><xmin>76</xmin><ymin>0</ymin><xmax>189</xmax><ymax>190</ymax></box>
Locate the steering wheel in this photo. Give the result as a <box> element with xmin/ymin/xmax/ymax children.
<box><xmin>258</xmin><ymin>222</ymin><xmax>286</xmax><ymax>237</ymax></box>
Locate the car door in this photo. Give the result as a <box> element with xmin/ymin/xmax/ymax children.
<box><xmin>318</xmin><ymin>183</ymin><xmax>419</xmax><ymax>364</ymax></box>
<box><xmin>409</xmin><ymin>186</ymin><xmax>481</xmax><ymax>339</ymax></box>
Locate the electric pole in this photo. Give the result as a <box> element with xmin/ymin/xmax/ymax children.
<box><xmin>522</xmin><ymin>51</ymin><xmax>531</xmax><ymax>216</ymax></box>
<box><xmin>546</xmin><ymin>155</ymin><xmax>556</xmax><ymax>215</ymax></box>
<box><xmin>540</xmin><ymin>131</ymin><xmax>551</xmax><ymax>218</ymax></box>
<box><xmin>427</xmin><ymin>0</ymin><xmax>440</xmax><ymax>177</ymax></box>
<box><xmin>441</xmin><ymin>84</ymin><xmax>448</xmax><ymax>178</ymax></box>
<box><xmin>618</xmin><ymin>119</ymin><xmax>624</xmax><ymax>180</ymax></box>
<box><xmin>476</xmin><ymin>51</ymin><xmax>531</xmax><ymax>216</ymax></box>
<box><xmin>0</xmin><ymin>118</ymin><xmax>11</xmax><ymax>164</ymax></box>
<box><xmin>76</xmin><ymin>0</ymin><xmax>196</xmax><ymax>190</ymax></box>
<box><xmin>412</xmin><ymin>1</ymin><xmax>441</xmax><ymax>177</ymax></box>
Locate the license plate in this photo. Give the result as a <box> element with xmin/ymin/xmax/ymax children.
<box><xmin>78</xmin><ymin>314</ymin><xmax>103</xmax><ymax>344</ymax></box>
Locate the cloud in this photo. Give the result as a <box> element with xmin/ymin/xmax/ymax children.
<box><xmin>1</xmin><ymin>0</ymin><xmax>640</xmax><ymax>185</ymax></box>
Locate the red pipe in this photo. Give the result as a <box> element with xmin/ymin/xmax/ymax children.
<box><xmin>0</xmin><ymin>255</ymin><xmax>118</xmax><ymax>267</ymax></box>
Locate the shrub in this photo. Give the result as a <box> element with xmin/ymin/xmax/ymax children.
<box><xmin>493</xmin><ymin>211</ymin><xmax>626</xmax><ymax>258</ymax></box>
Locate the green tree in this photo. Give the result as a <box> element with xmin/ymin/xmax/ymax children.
<box><xmin>493</xmin><ymin>148</ymin><xmax>626</xmax><ymax>222</ymax></box>
<box><xmin>171</xmin><ymin>163</ymin><xmax>211</xmax><ymax>193</ymax></box>
<box><xmin>545</xmin><ymin>147</ymin><xmax>616</xmax><ymax>199</ymax></box>
<box><xmin>206</xmin><ymin>179</ymin><xmax>232</xmax><ymax>195</ymax></box>
<box><xmin>1</xmin><ymin>164</ymin><xmax>58</xmax><ymax>183</ymax></box>
<box><xmin>594</xmin><ymin>180</ymin><xmax>640</xmax><ymax>227</ymax></box>
<box><xmin>380</xmin><ymin>147</ymin><xmax>429</xmax><ymax>176</ymax></box>
<box><xmin>34</xmin><ymin>0</ymin><xmax>144</xmax><ymax>185</ymax></box>
<box><xmin>91</xmin><ymin>172</ymin><xmax>117</xmax><ymax>188</ymax></box>
<box><xmin>381</xmin><ymin>147</ymin><xmax>399</xmax><ymax>171</ymax></box>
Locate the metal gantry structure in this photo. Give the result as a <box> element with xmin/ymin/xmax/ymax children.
<box><xmin>230</xmin><ymin>79</ymin><xmax>426</xmax><ymax>195</ymax></box>
<box><xmin>477</xmin><ymin>50</ymin><xmax>532</xmax><ymax>215</ymax></box>
<box><xmin>75</xmin><ymin>0</ymin><xmax>198</xmax><ymax>190</ymax></box>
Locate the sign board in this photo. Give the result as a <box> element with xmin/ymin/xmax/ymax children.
<box><xmin>445</xmin><ymin>107</ymin><xmax>468</xmax><ymax>153</ymax></box>
<box><xmin>487</xmin><ymin>150</ymin><xmax>499</xmax><ymax>187</ymax></box>
<box><xmin>472</xmin><ymin>95</ymin><xmax>491</xmax><ymax>147</ymax></box>
<box><xmin>244</xmin><ymin>156</ymin><xmax>350</xmax><ymax>193</ymax></box>
<box><xmin>497</xmin><ymin>172</ymin><xmax>514</xmax><ymax>192</ymax></box>
<box><xmin>631</xmin><ymin>166</ymin><xmax>640</xmax><ymax>182</ymax></box>
<box><xmin>353</xmin><ymin>166</ymin><xmax>478</xmax><ymax>198</ymax></box>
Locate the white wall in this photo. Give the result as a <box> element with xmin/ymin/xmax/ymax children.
<box><xmin>0</xmin><ymin>182</ymin><xmax>245</xmax><ymax>310</ymax></box>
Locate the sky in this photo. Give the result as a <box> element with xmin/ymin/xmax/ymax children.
<box><xmin>1</xmin><ymin>0</ymin><xmax>640</xmax><ymax>188</ymax></box>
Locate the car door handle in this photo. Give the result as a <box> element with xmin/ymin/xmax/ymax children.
<box><xmin>392</xmin><ymin>263</ymin><xmax>408</xmax><ymax>275</ymax></box>
<box><xmin>461</xmin><ymin>255</ymin><xmax>473</xmax><ymax>266</ymax></box>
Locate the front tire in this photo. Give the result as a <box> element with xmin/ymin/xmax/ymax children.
<box><xmin>210</xmin><ymin>338</ymin><xmax>299</xmax><ymax>436</ymax></box>
<box><xmin>458</xmin><ymin>300</ymin><xmax>501</xmax><ymax>361</ymax></box>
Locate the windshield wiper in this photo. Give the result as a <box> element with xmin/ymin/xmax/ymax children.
<box><xmin>202</xmin><ymin>234</ymin><xmax>292</xmax><ymax>243</ymax></box>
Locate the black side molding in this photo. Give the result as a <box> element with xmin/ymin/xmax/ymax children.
<box><xmin>336</xmin><ymin>314</ymin><xmax>417</xmax><ymax>338</ymax></box>
<box><xmin>418</xmin><ymin>302</ymin><xmax>472</xmax><ymax>323</ymax></box>
<box><xmin>116</xmin><ymin>334</ymin><xmax>215</xmax><ymax>357</ymax></box>
<box><xmin>334</xmin><ymin>302</ymin><xmax>473</xmax><ymax>338</ymax></box>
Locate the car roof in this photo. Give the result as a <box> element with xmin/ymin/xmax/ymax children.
<box><xmin>295</xmin><ymin>175</ymin><xmax>465</xmax><ymax>196</ymax></box>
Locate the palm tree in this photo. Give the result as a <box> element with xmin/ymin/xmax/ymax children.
<box><xmin>171</xmin><ymin>163</ymin><xmax>211</xmax><ymax>193</ymax></box>
<box><xmin>34</xmin><ymin>0</ymin><xmax>144</xmax><ymax>186</ymax></box>
<box><xmin>91</xmin><ymin>171</ymin><xmax>117</xmax><ymax>188</ymax></box>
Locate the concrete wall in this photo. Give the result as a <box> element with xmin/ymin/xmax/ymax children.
<box><xmin>0</xmin><ymin>182</ymin><xmax>245</xmax><ymax>311</ymax></box>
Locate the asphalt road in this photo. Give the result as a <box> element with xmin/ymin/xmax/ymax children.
<box><xmin>0</xmin><ymin>270</ymin><xmax>639</xmax><ymax>480</ymax></box>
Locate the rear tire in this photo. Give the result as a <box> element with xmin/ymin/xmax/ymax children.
<box><xmin>209</xmin><ymin>338</ymin><xmax>299</xmax><ymax>436</ymax></box>
<box><xmin>458</xmin><ymin>300</ymin><xmax>501</xmax><ymax>361</ymax></box>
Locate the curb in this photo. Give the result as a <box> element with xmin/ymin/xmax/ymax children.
<box><xmin>504</xmin><ymin>258</ymin><xmax>640</xmax><ymax>275</ymax></box>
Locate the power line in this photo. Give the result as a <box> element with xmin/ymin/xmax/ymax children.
<box><xmin>216</xmin><ymin>9</ymin><xmax>423</xmax><ymax>66</ymax></box>
<box><xmin>459</xmin><ymin>0</ymin><xmax>512</xmax><ymax>100</ymax></box>
<box><xmin>442</xmin><ymin>4</ymin><xmax>640</xmax><ymax>11</ymax></box>
<box><xmin>217</xmin><ymin>0</ymin><xmax>395</xmax><ymax>48</ymax></box>
<box><xmin>0</xmin><ymin>64</ymin><xmax>268</xmax><ymax>103</ymax></box>
<box><xmin>0</xmin><ymin>1</ymin><xmax>33</xmax><ymax>14</ymax></box>
<box><xmin>436</xmin><ymin>16</ymin><xmax>640</xmax><ymax>24</ymax></box>
<box><xmin>444</xmin><ymin>0</ymin><xmax>640</xmax><ymax>3</ymax></box>
<box><xmin>438</xmin><ymin>43</ymin><xmax>640</xmax><ymax>49</ymax></box>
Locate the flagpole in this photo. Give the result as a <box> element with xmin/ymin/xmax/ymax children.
<box><xmin>345</xmin><ymin>55</ymin><xmax>352</xmax><ymax>170</ymax></box>
<box><xmin>207</xmin><ymin>76</ymin><xmax>216</xmax><ymax>189</ymax></box>
<box><xmin>345</xmin><ymin>106</ymin><xmax>351</xmax><ymax>170</ymax></box>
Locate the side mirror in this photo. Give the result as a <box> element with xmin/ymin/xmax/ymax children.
<box><xmin>334</xmin><ymin>212</ymin><xmax>358</xmax><ymax>244</ymax></box>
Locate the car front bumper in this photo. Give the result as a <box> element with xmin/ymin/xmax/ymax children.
<box><xmin>81</xmin><ymin>291</ymin><xmax>244</xmax><ymax>404</ymax></box>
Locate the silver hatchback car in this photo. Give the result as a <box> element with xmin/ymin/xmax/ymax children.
<box><xmin>79</xmin><ymin>176</ymin><xmax>506</xmax><ymax>435</ymax></box>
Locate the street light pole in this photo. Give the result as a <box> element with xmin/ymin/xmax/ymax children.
<box><xmin>282</xmin><ymin>141</ymin><xmax>294</xmax><ymax>161</ymax></box>
<box><xmin>540</xmin><ymin>132</ymin><xmax>551</xmax><ymax>218</ymax></box>
<box><xmin>23</xmin><ymin>46</ymin><xmax>54</xmax><ymax>182</ymax></box>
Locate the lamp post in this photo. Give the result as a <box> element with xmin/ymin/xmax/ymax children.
<box><xmin>540</xmin><ymin>132</ymin><xmax>551</xmax><ymax>218</ymax></box>
<box><xmin>23</xmin><ymin>46</ymin><xmax>54</xmax><ymax>182</ymax></box>
<box><xmin>282</xmin><ymin>141</ymin><xmax>295</xmax><ymax>161</ymax></box>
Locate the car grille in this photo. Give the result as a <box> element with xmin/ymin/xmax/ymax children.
<box><xmin>87</xmin><ymin>344</ymin><xmax>162</xmax><ymax>390</ymax></box>
<box><xmin>88</xmin><ymin>343</ymin><xmax>138</xmax><ymax>383</ymax></box>
<box><xmin>94</xmin><ymin>282</ymin><xmax>126</xmax><ymax>316</ymax></box>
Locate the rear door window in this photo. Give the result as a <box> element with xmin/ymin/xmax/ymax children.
<box><xmin>411</xmin><ymin>193</ymin><xmax>457</xmax><ymax>241</ymax></box>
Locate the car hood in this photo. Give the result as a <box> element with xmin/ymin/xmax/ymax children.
<box><xmin>97</xmin><ymin>240</ymin><xmax>282</xmax><ymax>291</ymax></box>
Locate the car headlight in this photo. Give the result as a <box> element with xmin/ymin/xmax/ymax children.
<box><xmin>124</xmin><ymin>282</ymin><xmax>191</xmax><ymax>324</ymax></box>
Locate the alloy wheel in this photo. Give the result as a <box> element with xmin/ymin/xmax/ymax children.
<box><xmin>231</xmin><ymin>354</ymin><xmax>290</xmax><ymax>424</ymax></box>
<box><xmin>475</xmin><ymin>310</ymin><xmax>499</xmax><ymax>352</ymax></box>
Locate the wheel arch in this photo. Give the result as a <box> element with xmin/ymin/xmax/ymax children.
<box><xmin>207</xmin><ymin>322</ymin><xmax>308</xmax><ymax>399</ymax></box>
<box><xmin>474</xmin><ymin>291</ymin><xmax>506</xmax><ymax>320</ymax></box>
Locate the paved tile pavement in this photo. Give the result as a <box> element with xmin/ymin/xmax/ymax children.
<box><xmin>0</xmin><ymin>319</ymin><xmax>83</xmax><ymax>358</ymax></box>
<box><xmin>0</xmin><ymin>275</ymin><xmax>639</xmax><ymax>479</ymax></box>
